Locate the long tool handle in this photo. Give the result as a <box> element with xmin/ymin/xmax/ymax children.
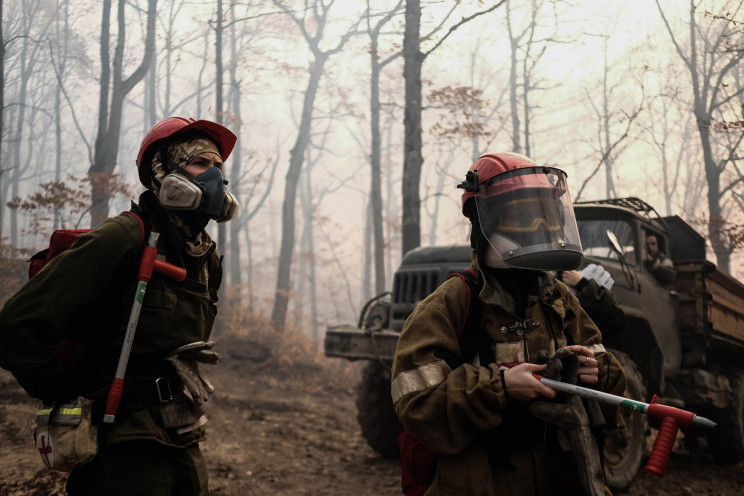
<box><xmin>103</xmin><ymin>232</ymin><xmax>160</xmax><ymax>423</ymax></box>
<box><xmin>102</xmin><ymin>233</ymin><xmax>189</xmax><ymax>423</ymax></box>
<box><xmin>530</xmin><ymin>373</ymin><xmax>716</xmax><ymax>478</ymax></box>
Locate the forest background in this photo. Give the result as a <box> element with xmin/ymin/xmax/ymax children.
<box><xmin>2</xmin><ymin>0</ymin><xmax>744</xmax><ymax>348</ymax></box>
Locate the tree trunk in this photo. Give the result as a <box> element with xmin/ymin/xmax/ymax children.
<box><xmin>270</xmin><ymin>55</ymin><xmax>327</xmax><ymax>333</ymax></box>
<box><xmin>53</xmin><ymin>1</ymin><xmax>70</xmax><ymax>230</ymax></box>
<box><xmin>227</xmin><ymin>2</ymin><xmax>243</xmax><ymax>290</ymax></box>
<box><xmin>369</xmin><ymin>25</ymin><xmax>386</xmax><ymax>294</ymax></box>
<box><xmin>299</xmin><ymin>161</ymin><xmax>319</xmax><ymax>341</ymax></box>
<box><xmin>89</xmin><ymin>0</ymin><xmax>157</xmax><ymax>227</ymax></box>
<box><xmin>401</xmin><ymin>0</ymin><xmax>423</xmax><ymax>257</ymax></box>
<box><xmin>507</xmin><ymin>6</ymin><xmax>521</xmax><ymax>154</ymax></box>
<box><xmin>696</xmin><ymin>112</ymin><xmax>729</xmax><ymax>272</ymax></box>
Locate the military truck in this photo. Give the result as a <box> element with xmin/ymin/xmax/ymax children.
<box><xmin>324</xmin><ymin>197</ymin><xmax>744</xmax><ymax>490</ymax></box>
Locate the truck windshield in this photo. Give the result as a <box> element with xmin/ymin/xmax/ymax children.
<box><xmin>577</xmin><ymin>219</ymin><xmax>637</xmax><ymax>265</ymax></box>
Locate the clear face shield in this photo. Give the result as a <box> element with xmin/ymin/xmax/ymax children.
<box><xmin>474</xmin><ymin>167</ymin><xmax>583</xmax><ymax>270</ymax></box>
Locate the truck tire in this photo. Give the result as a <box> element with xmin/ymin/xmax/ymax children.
<box><xmin>603</xmin><ymin>350</ymin><xmax>647</xmax><ymax>491</ymax></box>
<box><xmin>708</xmin><ymin>370</ymin><xmax>744</xmax><ymax>464</ymax></box>
<box><xmin>355</xmin><ymin>361</ymin><xmax>400</xmax><ymax>459</ymax></box>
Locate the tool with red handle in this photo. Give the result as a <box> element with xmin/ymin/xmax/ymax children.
<box><xmin>501</xmin><ymin>366</ymin><xmax>717</xmax><ymax>477</ymax></box>
<box><xmin>102</xmin><ymin>232</ymin><xmax>186</xmax><ymax>424</ymax></box>
<box><xmin>536</xmin><ymin>375</ymin><xmax>716</xmax><ymax>477</ymax></box>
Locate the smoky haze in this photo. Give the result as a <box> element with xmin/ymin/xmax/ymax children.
<box><xmin>2</xmin><ymin>0</ymin><xmax>744</xmax><ymax>341</ymax></box>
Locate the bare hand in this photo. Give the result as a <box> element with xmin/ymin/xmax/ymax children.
<box><xmin>565</xmin><ymin>345</ymin><xmax>598</xmax><ymax>385</ymax></box>
<box><xmin>503</xmin><ymin>363</ymin><xmax>556</xmax><ymax>401</ymax></box>
<box><xmin>561</xmin><ymin>270</ymin><xmax>583</xmax><ymax>287</ymax></box>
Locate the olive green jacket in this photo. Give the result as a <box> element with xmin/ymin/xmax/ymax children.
<box><xmin>391</xmin><ymin>253</ymin><xmax>627</xmax><ymax>495</ymax></box>
<box><xmin>0</xmin><ymin>191</ymin><xmax>221</xmax><ymax>448</ymax></box>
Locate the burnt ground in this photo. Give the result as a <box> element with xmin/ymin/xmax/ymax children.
<box><xmin>1</xmin><ymin>333</ymin><xmax>743</xmax><ymax>496</ymax></box>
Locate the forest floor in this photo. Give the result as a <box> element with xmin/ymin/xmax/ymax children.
<box><xmin>1</xmin><ymin>332</ymin><xmax>744</xmax><ymax>496</ymax></box>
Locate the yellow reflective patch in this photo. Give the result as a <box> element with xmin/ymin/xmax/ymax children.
<box><xmin>391</xmin><ymin>360</ymin><xmax>448</xmax><ymax>404</ymax></box>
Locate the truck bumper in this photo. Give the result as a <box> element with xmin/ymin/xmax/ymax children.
<box><xmin>324</xmin><ymin>324</ymin><xmax>400</xmax><ymax>362</ymax></box>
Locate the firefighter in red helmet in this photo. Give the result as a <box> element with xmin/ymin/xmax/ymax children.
<box><xmin>391</xmin><ymin>152</ymin><xmax>627</xmax><ymax>496</ymax></box>
<box><xmin>0</xmin><ymin>117</ymin><xmax>238</xmax><ymax>495</ymax></box>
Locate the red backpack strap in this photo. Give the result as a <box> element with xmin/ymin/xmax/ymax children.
<box><xmin>447</xmin><ymin>269</ymin><xmax>482</xmax><ymax>335</ymax></box>
<box><xmin>447</xmin><ymin>269</ymin><xmax>492</xmax><ymax>366</ymax></box>
<box><xmin>120</xmin><ymin>208</ymin><xmax>153</xmax><ymax>249</ymax></box>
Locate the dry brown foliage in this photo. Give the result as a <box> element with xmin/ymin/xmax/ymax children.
<box><xmin>214</xmin><ymin>287</ymin><xmax>359</xmax><ymax>392</ymax></box>
<box><xmin>5</xmin><ymin>175</ymin><xmax>133</xmax><ymax>234</ymax></box>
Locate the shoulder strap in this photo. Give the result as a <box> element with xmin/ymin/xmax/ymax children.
<box><xmin>448</xmin><ymin>269</ymin><xmax>494</xmax><ymax>366</ymax></box>
<box><xmin>121</xmin><ymin>203</ymin><xmax>152</xmax><ymax>250</ymax></box>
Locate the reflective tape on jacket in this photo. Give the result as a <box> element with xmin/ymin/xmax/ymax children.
<box><xmin>391</xmin><ymin>360</ymin><xmax>448</xmax><ymax>405</ymax></box>
<box><xmin>36</xmin><ymin>402</ymin><xmax>83</xmax><ymax>426</ymax></box>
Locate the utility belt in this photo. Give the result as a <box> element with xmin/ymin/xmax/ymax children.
<box><xmin>34</xmin><ymin>375</ymin><xmax>191</xmax><ymax>473</ymax></box>
<box><xmin>90</xmin><ymin>375</ymin><xmax>184</xmax><ymax>424</ymax></box>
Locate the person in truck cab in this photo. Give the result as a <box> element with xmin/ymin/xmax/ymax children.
<box><xmin>391</xmin><ymin>152</ymin><xmax>627</xmax><ymax>496</ymax></box>
<box><xmin>644</xmin><ymin>232</ymin><xmax>676</xmax><ymax>285</ymax></box>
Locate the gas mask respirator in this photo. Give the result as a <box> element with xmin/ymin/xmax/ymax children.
<box><xmin>158</xmin><ymin>167</ymin><xmax>239</xmax><ymax>223</ymax></box>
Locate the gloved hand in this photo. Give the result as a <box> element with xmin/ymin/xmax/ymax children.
<box><xmin>528</xmin><ymin>348</ymin><xmax>606</xmax><ymax>496</ymax></box>
<box><xmin>529</xmin><ymin>348</ymin><xmax>584</xmax><ymax>430</ymax></box>
<box><xmin>581</xmin><ymin>263</ymin><xmax>614</xmax><ymax>290</ymax></box>
<box><xmin>165</xmin><ymin>341</ymin><xmax>220</xmax><ymax>406</ymax></box>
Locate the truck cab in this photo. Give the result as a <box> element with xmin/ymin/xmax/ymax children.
<box><xmin>574</xmin><ymin>198</ymin><xmax>681</xmax><ymax>397</ymax></box>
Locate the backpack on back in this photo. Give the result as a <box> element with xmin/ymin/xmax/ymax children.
<box><xmin>27</xmin><ymin>210</ymin><xmax>147</xmax><ymax>280</ymax></box>
<box><xmin>398</xmin><ymin>268</ymin><xmax>485</xmax><ymax>496</ymax></box>
<box><xmin>28</xmin><ymin>229</ymin><xmax>92</xmax><ymax>279</ymax></box>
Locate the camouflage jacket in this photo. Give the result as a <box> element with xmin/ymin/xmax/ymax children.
<box><xmin>0</xmin><ymin>191</ymin><xmax>222</xmax><ymax>447</ymax></box>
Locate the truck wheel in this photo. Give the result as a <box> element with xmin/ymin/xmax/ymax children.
<box><xmin>355</xmin><ymin>361</ymin><xmax>400</xmax><ymax>459</ymax></box>
<box><xmin>708</xmin><ymin>370</ymin><xmax>744</xmax><ymax>464</ymax></box>
<box><xmin>603</xmin><ymin>350</ymin><xmax>647</xmax><ymax>491</ymax></box>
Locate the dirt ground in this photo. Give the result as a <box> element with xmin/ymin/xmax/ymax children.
<box><xmin>1</xmin><ymin>333</ymin><xmax>743</xmax><ymax>496</ymax></box>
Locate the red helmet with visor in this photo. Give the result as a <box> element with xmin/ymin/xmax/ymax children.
<box><xmin>457</xmin><ymin>152</ymin><xmax>583</xmax><ymax>271</ymax></box>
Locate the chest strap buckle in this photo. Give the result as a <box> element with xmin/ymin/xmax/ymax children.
<box><xmin>500</xmin><ymin>319</ymin><xmax>541</xmax><ymax>335</ymax></box>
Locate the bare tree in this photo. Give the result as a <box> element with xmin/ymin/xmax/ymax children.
<box><xmin>268</xmin><ymin>0</ymin><xmax>363</xmax><ymax>334</ymax></box>
<box><xmin>656</xmin><ymin>0</ymin><xmax>744</xmax><ymax>272</ymax></box>
<box><xmin>504</xmin><ymin>0</ymin><xmax>562</xmax><ymax>157</ymax></box>
<box><xmin>638</xmin><ymin>57</ymin><xmax>698</xmax><ymax>216</ymax></box>
<box><xmin>401</xmin><ymin>0</ymin><xmax>505</xmax><ymax>256</ymax></box>
<box><xmin>366</xmin><ymin>0</ymin><xmax>404</xmax><ymax>295</ymax></box>
<box><xmin>89</xmin><ymin>0</ymin><xmax>157</xmax><ymax>227</ymax></box>
<box><xmin>3</xmin><ymin>1</ymin><xmax>55</xmax><ymax>253</ymax></box>
<box><xmin>576</xmin><ymin>31</ymin><xmax>645</xmax><ymax>200</ymax></box>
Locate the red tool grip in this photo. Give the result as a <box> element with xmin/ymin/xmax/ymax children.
<box><xmin>137</xmin><ymin>245</ymin><xmax>159</xmax><ymax>282</ymax></box>
<box><xmin>105</xmin><ymin>377</ymin><xmax>125</xmax><ymax>417</ymax></box>
<box><xmin>153</xmin><ymin>259</ymin><xmax>187</xmax><ymax>282</ymax></box>
<box><xmin>646</xmin><ymin>395</ymin><xmax>695</xmax><ymax>428</ymax></box>
<box><xmin>644</xmin><ymin>415</ymin><xmax>678</xmax><ymax>477</ymax></box>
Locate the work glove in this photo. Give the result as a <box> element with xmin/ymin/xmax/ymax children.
<box><xmin>165</xmin><ymin>341</ymin><xmax>220</xmax><ymax>406</ymax></box>
<box><xmin>528</xmin><ymin>348</ymin><xmax>607</xmax><ymax>496</ymax></box>
<box><xmin>581</xmin><ymin>263</ymin><xmax>614</xmax><ymax>290</ymax></box>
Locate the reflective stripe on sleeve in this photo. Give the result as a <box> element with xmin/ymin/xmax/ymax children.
<box><xmin>587</xmin><ymin>343</ymin><xmax>606</xmax><ymax>354</ymax></box>
<box><xmin>391</xmin><ymin>360</ymin><xmax>447</xmax><ymax>405</ymax></box>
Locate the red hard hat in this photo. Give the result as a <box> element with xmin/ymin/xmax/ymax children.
<box><xmin>136</xmin><ymin>117</ymin><xmax>237</xmax><ymax>188</ymax></box>
<box><xmin>459</xmin><ymin>152</ymin><xmax>543</xmax><ymax>218</ymax></box>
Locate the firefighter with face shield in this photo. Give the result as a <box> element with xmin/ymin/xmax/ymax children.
<box><xmin>391</xmin><ymin>152</ymin><xmax>627</xmax><ymax>496</ymax></box>
<box><xmin>0</xmin><ymin>117</ymin><xmax>238</xmax><ymax>496</ymax></box>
